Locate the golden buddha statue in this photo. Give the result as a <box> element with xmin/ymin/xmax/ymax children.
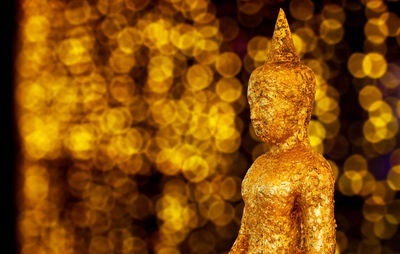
<box><xmin>230</xmin><ymin>9</ymin><xmax>336</xmax><ymax>254</ymax></box>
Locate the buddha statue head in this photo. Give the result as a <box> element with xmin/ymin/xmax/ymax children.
<box><xmin>248</xmin><ymin>9</ymin><xmax>316</xmax><ymax>146</ymax></box>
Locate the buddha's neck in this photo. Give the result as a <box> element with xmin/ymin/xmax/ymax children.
<box><xmin>267</xmin><ymin>128</ymin><xmax>311</xmax><ymax>154</ymax></box>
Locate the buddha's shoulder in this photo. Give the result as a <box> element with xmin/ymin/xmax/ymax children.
<box><xmin>298</xmin><ymin>149</ymin><xmax>335</xmax><ymax>186</ymax></box>
<box><xmin>248</xmin><ymin>151</ymin><xmax>298</xmax><ymax>178</ymax></box>
<box><xmin>286</xmin><ymin>147</ymin><xmax>332</xmax><ymax>174</ymax></box>
<box><xmin>249</xmin><ymin>147</ymin><xmax>331</xmax><ymax>175</ymax></box>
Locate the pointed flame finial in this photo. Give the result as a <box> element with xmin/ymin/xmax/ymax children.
<box><xmin>266</xmin><ymin>8</ymin><xmax>299</xmax><ymax>63</ymax></box>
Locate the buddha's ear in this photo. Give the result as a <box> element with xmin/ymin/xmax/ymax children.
<box><xmin>297</xmin><ymin>106</ymin><xmax>310</xmax><ymax>126</ymax></box>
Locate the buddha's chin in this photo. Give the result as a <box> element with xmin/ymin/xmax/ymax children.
<box><xmin>253</xmin><ymin>126</ymin><xmax>273</xmax><ymax>143</ymax></box>
<box><xmin>252</xmin><ymin>122</ymin><xmax>266</xmax><ymax>138</ymax></box>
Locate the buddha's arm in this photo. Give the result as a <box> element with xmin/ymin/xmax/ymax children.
<box><xmin>230</xmin><ymin>207</ymin><xmax>249</xmax><ymax>253</ymax></box>
<box><xmin>300</xmin><ymin>163</ymin><xmax>336</xmax><ymax>253</ymax></box>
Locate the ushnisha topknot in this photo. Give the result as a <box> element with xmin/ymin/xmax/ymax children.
<box><xmin>266</xmin><ymin>8</ymin><xmax>300</xmax><ymax>64</ymax></box>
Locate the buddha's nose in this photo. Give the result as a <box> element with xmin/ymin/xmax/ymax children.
<box><xmin>250</xmin><ymin>106</ymin><xmax>261</xmax><ymax>120</ymax></box>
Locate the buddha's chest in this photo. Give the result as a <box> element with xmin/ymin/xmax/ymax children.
<box><xmin>242</xmin><ymin>156</ymin><xmax>299</xmax><ymax>214</ymax></box>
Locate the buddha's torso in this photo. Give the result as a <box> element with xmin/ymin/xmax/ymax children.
<box><xmin>240</xmin><ymin>146</ymin><xmax>317</xmax><ymax>253</ymax></box>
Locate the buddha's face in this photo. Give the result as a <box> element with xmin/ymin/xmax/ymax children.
<box><xmin>248</xmin><ymin>85</ymin><xmax>304</xmax><ymax>144</ymax></box>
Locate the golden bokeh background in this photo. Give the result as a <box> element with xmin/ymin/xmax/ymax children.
<box><xmin>13</xmin><ymin>0</ymin><xmax>400</xmax><ymax>253</ymax></box>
